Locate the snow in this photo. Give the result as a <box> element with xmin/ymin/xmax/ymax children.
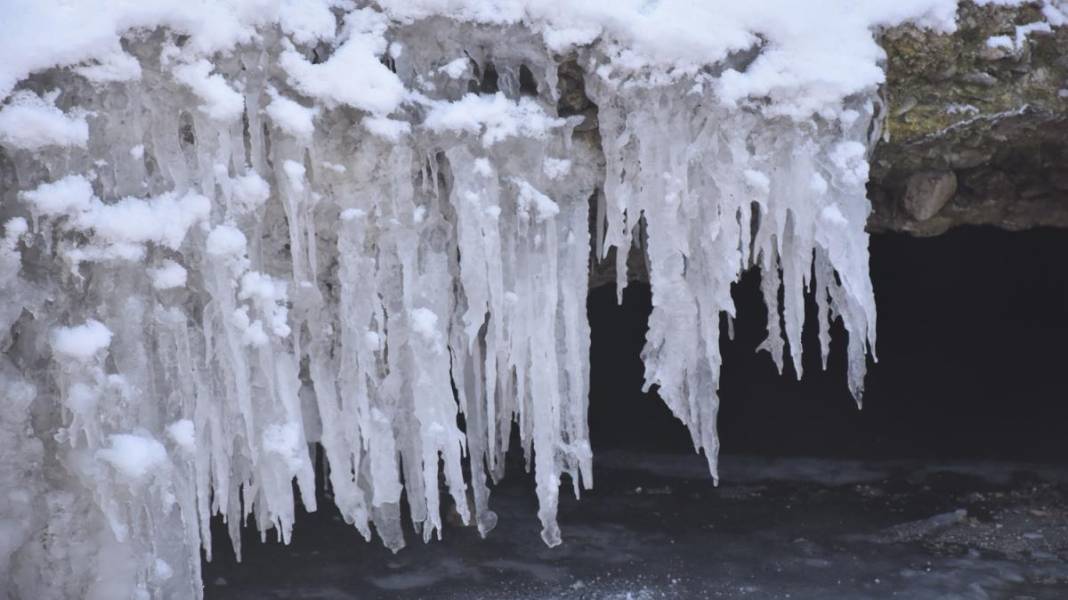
<box><xmin>75</xmin><ymin>50</ymin><xmax>143</xmax><ymax>84</ymax></box>
<box><xmin>410</xmin><ymin>308</ymin><xmax>442</xmax><ymax>344</ymax></box>
<box><xmin>4</xmin><ymin>218</ymin><xmax>28</xmax><ymax>246</ymax></box>
<box><xmin>75</xmin><ymin>192</ymin><xmax>211</xmax><ymax>251</ymax></box>
<box><xmin>97</xmin><ymin>433</ymin><xmax>168</xmax><ymax>480</ymax></box>
<box><xmin>205</xmin><ymin>225</ymin><xmax>248</xmax><ymax>258</ymax></box>
<box><xmin>278</xmin><ymin>0</ymin><xmax>340</xmax><ymax>45</ymax></box>
<box><xmin>278</xmin><ymin>9</ymin><xmax>405</xmax><ymax>114</ymax></box>
<box><xmin>979</xmin><ymin>1</ymin><xmax>1064</xmax><ymax>48</ymax></box>
<box><xmin>0</xmin><ymin>0</ymin><xmax>1003</xmax><ymax>597</ymax></box>
<box><xmin>986</xmin><ymin>35</ymin><xmax>1014</xmax><ymax>49</ymax></box>
<box><xmin>424</xmin><ymin>93</ymin><xmax>567</xmax><ymax>146</ymax></box>
<box><xmin>1045</xmin><ymin>3</ymin><xmax>1068</xmax><ymax>26</ymax></box>
<box><xmin>0</xmin><ymin>91</ymin><xmax>89</xmax><ymax>150</ymax></box>
<box><xmin>438</xmin><ymin>57</ymin><xmax>471</xmax><ymax>78</ymax></box>
<box><xmin>173</xmin><ymin>59</ymin><xmax>245</xmax><ymax>122</ymax></box>
<box><xmin>239</xmin><ymin>271</ymin><xmax>291</xmax><ymax>337</ymax></box>
<box><xmin>743</xmin><ymin>170</ymin><xmax>771</xmax><ymax>195</ymax></box>
<box><xmin>230</xmin><ymin>172</ymin><xmax>272</xmax><ymax>213</ymax></box>
<box><xmin>263</xmin><ymin>422</ymin><xmax>307</xmax><ymax>473</ymax></box>
<box><xmin>51</xmin><ymin>320</ymin><xmax>113</xmax><ymax>361</ymax></box>
<box><xmin>542</xmin><ymin>158</ymin><xmax>571</xmax><ymax>180</ymax></box>
<box><xmin>513</xmin><ymin>178</ymin><xmax>561</xmax><ymax>222</ymax></box>
<box><xmin>20</xmin><ymin>178</ymin><xmax>208</xmax><ymax>259</ymax></box>
<box><xmin>474</xmin><ymin>158</ymin><xmax>494</xmax><ymax>177</ymax></box>
<box><xmin>66</xmin><ymin>383</ymin><xmax>99</xmax><ymax>413</ymax></box>
<box><xmin>1014</xmin><ymin>21</ymin><xmax>1053</xmax><ymax>46</ymax></box>
<box><xmin>362</xmin><ymin>115</ymin><xmax>412</xmax><ymax>141</ymax></box>
<box><xmin>20</xmin><ymin>175</ymin><xmax>95</xmax><ymax>216</ymax></box>
<box><xmin>340</xmin><ymin>208</ymin><xmax>365</xmax><ymax>221</ymax></box>
<box><xmin>153</xmin><ymin>559</ymin><xmax>174</xmax><ymax>581</ymax></box>
<box><xmin>149</xmin><ymin>260</ymin><xmax>188</xmax><ymax>290</ymax></box>
<box><xmin>265</xmin><ymin>91</ymin><xmax>319</xmax><ymax>140</ymax></box>
<box><xmin>283</xmin><ymin>160</ymin><xmax>307</xmax><ymax>192</ymax></box>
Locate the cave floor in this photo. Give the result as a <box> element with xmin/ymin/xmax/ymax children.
<box><xmin>203</xmin><ymin>453</ymin><xmax>1068</xmax><ymax>599</ymax></box>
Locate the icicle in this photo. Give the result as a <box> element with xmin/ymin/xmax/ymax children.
<box><xmin>585</xmin><ymin>74</ymin><xmax>878</xmax><ymax>484</ymax></box>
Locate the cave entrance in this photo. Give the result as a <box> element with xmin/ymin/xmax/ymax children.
<box><xmin>590</xmin><ymin>226</ymin><xmax>1068</xmax><ymax>463</ymax></box>
<box><xmin>204</xmin><ymin>227</ymin><xmax>1068</xmax><ymax>598</ymax></box>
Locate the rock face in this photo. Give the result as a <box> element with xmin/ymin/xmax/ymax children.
<box><xmin>869</xmin><ymin>0</ymin><xmax>1068</xmax><ymax>236</ymax></box>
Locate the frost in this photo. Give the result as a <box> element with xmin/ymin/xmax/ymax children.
<box><xmin>0</xmin><ymin>1</ymin><xmax>965</xmax><ymax>598</ymax></box>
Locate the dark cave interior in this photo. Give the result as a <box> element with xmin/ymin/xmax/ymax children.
<box><xmin>590</xmin><ymin>226</ymin><xmax>1068</xmax><ymax>463</ymax></box>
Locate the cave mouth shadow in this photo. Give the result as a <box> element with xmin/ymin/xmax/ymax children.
<box><xmin>589</xmin><ymin>226</ymin><xmax>1068</xmax><ymax>465</ymax></box>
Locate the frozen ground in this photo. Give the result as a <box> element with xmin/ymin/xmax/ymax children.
<box><xmin>203</xmin><ymin>452</ymin><xmax>1068</xmax><ymax>599</ymax></box>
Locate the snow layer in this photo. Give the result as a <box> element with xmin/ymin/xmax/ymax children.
<box><xmin>0</xmin><ymin>1</ymin><xmax>967</xmax><ymax>598</ymax></box>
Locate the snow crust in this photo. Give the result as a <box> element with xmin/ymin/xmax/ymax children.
<box><xmin>0</xmin><ymin>1</ymin><xmax>979</xmax><ymax>598</ymax></box>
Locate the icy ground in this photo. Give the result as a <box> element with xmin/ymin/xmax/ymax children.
<box><xmin>203</xmin><ymin>452</ymin><xmax>1068</xmax><ymax>599</ymax></box>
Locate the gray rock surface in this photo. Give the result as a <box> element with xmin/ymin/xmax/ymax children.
<box><xmin>903</xmin><ymin>171</ymin><xmax>958</xmax><ymax>221</ymax></box>
<box><xmin>868</xmin><ymin>0</ymin><xmax>1068</xmax><ymax>236</ymax></box>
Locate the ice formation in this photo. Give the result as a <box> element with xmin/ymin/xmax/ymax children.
<box><xmin>0</xmin><ymin>1</ymin><xmax>963</xmax><ymax>597</ymax></box>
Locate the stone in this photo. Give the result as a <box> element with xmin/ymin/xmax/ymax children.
<box><xmin>902</xmin><ymin>171</ymin><xmax>958</xmax><ymax>221</ymax></box>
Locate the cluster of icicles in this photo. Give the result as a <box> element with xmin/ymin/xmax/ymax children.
<box><xmin>0</xmin><ymin>22</ymin><xmax>876</xmax><ymax>600</ymax></box>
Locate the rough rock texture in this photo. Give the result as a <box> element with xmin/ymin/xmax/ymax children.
<box><xmin>902</xmin><ymin>171</ymin><xmax>959</xmax><ymax>221</ymax></box>
<box><xmin>869</xmin><ymin>0</ymin><xmax>1068</xmax><ymax>236</ymax></box>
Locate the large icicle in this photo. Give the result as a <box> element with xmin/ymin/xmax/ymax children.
<box><xmin>589</xmin><ymin>77</ymin><xmax>878</xmax><ymax>480</ymax></box>
<box><xmin>0</xmin><ymin>1</ymin><xmax>963</xmax><ymax>598</ymax></box>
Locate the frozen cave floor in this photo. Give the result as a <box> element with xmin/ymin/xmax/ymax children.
<box><xmin>202</xmin><ymin>451</ymin><xmax>1068</xmax><ymax>599</ymax></box>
